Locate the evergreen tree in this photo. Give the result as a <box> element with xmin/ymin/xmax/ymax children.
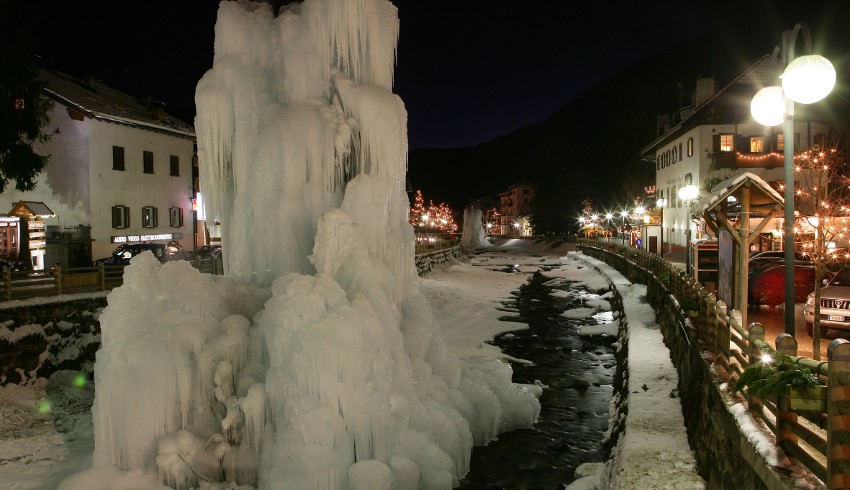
<box><xmin>0</xmin><ymin>2</ymin><xmax>52</xmax><ymax>192</ymax></box>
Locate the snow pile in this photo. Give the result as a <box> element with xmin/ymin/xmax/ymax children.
<box><xmin>65</xmin><ymin>1</ymin><xmax>540</xmax><ymax>489</ymax></box>
<box><xmin>460</xmin><ymin>207</ymin><xmax>490</xmax><ymax>248</ymax></box>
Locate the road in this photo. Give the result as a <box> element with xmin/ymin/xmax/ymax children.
<box><xmin>748</xmin><ymin>305</ymin><xmax>835</xmax><ymax>360</ymax></box>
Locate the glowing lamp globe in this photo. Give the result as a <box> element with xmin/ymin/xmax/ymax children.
<box><xmin>750</xmin><ymin>86</ymin><xmax>785</xmax><ymax>126</ymax></box>
<box><xmin>781</xmin><ymin>54</ymin><xmax>836</xmax><ymax>104</ymax></box>
<box><xmin>678</xmin><ymin>184</ymin><xmax>699</xmax><ymax>201</ymax></box>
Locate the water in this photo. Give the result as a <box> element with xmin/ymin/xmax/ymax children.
<box><xmin>457</xmin><ymin>271</ymin><xmax>617</xmax><ymax>489</ymax></box>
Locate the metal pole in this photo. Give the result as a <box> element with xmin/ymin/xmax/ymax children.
<box><xmin>660</xmin><ymin>207</ymin><xmax>664</xmax><ymax>259</ymax></box>
<box><xmin>783</xmin><ymin>97</ymin><xmax>796</xmax><ymax>336</ymax></box>
<box><xmin>782</xmin><ymin>28</ymin><xmax>796</xmax><ymax>337</ymax></box>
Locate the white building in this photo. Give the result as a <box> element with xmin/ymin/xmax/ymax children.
<box><xmin>2</xmin><ymin>70</ymin><xmax>197</xmax><ymax>265</ymax></box>
<box><xmin>640</xmin><ymin>56</ymin><xmax>830</xmax><ymax>253</ymax></box>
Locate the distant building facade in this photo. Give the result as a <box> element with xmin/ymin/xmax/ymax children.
<box><xmin>496</xmin><ymin>181</ymin><xmax>535</xmax><ymax>237</ymax></box>
<box><xmin>1</xmin><ymin>70</ymin><xmax>197</xmax><ymax>266</ymax></box>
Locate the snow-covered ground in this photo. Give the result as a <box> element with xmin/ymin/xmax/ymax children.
<box><xmin>0</xmin><ymin>238</ymin><xmax>710</xmax><ymax>489</ymax></box>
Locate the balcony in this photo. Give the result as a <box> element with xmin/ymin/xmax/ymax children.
<box><xmin>710</xmin><ymin>151</ymin><xmax>784</xmax><ymax>170</ymax></box>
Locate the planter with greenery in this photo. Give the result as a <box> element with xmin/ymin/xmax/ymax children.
<box><xmin>734</xmin><ymin>354</ymin><xmax>826</xmax><ymax>412</ymax></box>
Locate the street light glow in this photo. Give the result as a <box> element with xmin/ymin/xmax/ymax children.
<box><xmin>750</xmin><ymin>86</ymin><xmax>785</xmax><ymax>126</ymax></box>
<box><xmin>781</xmin><ymin>54</ymin><xmax>836</xmax><ymax>104</ymax></box>
<box><xmin>677</xmin><ymin>185</ymin><xmax>699</xmax><ymax>201</ymax></box>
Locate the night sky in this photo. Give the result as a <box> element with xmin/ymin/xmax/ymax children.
<box><xmin>33</xmin><ymin>0</ymin><xmax>748</xmax><ymax>151</ymax></box>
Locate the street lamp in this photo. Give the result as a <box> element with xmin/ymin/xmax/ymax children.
<box><xmin>657</xmin><ymin>198</ymin><xmax>667</xmax><ymax>258</ymax></box>
<box><xmin>749</xmin><ymin>22</ymin><xmax>835</xmax><ymax>337</ymax></box>
<box><xmin>678</xmin><ymin>184</ymin><xmax>700</xmax><ymax>274</ymax></box>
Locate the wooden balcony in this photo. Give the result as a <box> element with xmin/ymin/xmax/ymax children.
<box><xmin>711</xmin><ymin>151</ymin><xmax>784</xmax><ymax>170</ymax></box>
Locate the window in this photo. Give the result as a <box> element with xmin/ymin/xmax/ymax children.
<box><xmin>687</xmin><ymin>138</ymin><xmax>694</xmax><ymax>157</ymax></box>
<box><xmin>113</xmin><ymin>146</ymin><xmax>125</xmax><ymax>171</ymax></box>
<box><xmin>143</xmin><ymin>151</ymin><xmax>154</xmax><ymax>174</ymax></box>
<box><xmin>720</xmin><ymin>134</ymin><xmax>734</xmax><ymax>152</ymax></box>
<box><xmin>112</xmin><ymin>205</ymin><xmax>130</xmax><ymax>228</ymax></box>
<box><xmin>169</xmin><ymin>207</ymin><xmax>183</xmax><ymax>227</ymax></box>
<box><xmin>777</xmin><ymin>133</ymin><xmax>800</xmax><ymax>151</ymax></box>
<box><xmin>750</xmin><ymin>136</ymin><xmax>764</xmax><ymax>152</ymax></box>
<box><xmin>170</xmin><ymin>155</ymin><xmax>179</xmax><ymax>176</ymax></box>
<box><xmin>142</xmin><ymin>206</ymin><xmax>158</xmax><ymax>228</ymax></box>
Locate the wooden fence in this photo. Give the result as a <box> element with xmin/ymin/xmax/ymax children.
<box><xmin>1</xmin><ymin>257</ymin><xmax>225</xmax><ymax>301</ymax></box>
<box><xmin>577</xmin><ymin>238</ymin><xmax>850</xmax><ymax>489</ymax></box>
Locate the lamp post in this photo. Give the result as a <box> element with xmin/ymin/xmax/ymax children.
<box><xmin>656</xmin><ymin>198</ymin><xmax>667</xmax><ymax>258</ymax></box>
<box><xmin>750</xmin><ymin>22</ymin><xmax>835</xmax><ymax>337</ymax></box>
<box><xmin>678</xmin><ymin>185</ymin><xmax>700</xmax><ymax>274</ymax></box>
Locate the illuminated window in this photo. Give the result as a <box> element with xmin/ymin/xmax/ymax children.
<box><xmin>112</xmin><ymin>146</ymin><xmax>125</xmax><ymax>171</ymax></box>
<box><xmin>169</xmin><ymin>207</ymin><xmax>183</xmax><ymax>227</ymax></box>
<box><xmin>143</xmin><ymin>151</ymin><xmax>154</xmax><ymax>174</ymax></box>
<box><xmin>750</xmin><ymin>136</ymin><xmax>764</xmax><ymax>152</ymax></box>
<box><xmin>142</xmin><ymin>206</ymin><xmax>158</xmax><ymax>228</ymax></box>
<box><xmin>687</xmin><ymin>138</ymin><xmax>694</xmax><ymax>157</ymax></box>
<box><xmin>777</xmin><ymin>133</ymin><xmax>800</xmax><ymax>151</ymax></box>
<box><xmin>720</xmin><ymin>134</ymin><xmax>734</xmax><ymax>152</ymax></box>
<box><xmin>112</xmin><ymin>205</ymin><xmax>130</xmax><ymax>229</ymax></box>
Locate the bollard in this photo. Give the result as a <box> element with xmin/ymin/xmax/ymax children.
<box><xmin>828</xmin><ymin>339</ymin><xmax>850</xmax><ymax>489</ymax></box>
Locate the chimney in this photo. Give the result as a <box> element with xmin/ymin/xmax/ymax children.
<box><xmin>150</xmin><ymin>100</ymin><xmax>166</xmax><ymax>121</ymax></box>
<box><xmin>694</xmin><ymin>76</ymin><xmax>716</xmax><ymax>107</ymax></box>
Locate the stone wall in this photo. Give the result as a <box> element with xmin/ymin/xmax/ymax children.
<box><xmin>578</xmin><ymin>245</ymin><xmax>789</xmax><ymax>490</ymax></box>
<box><xmin>415</xmin><ymin>245</ymin><xmax>462</xmax><ymax>275</ymax></box>
<box><xmin>0</xmin><ymin>294</ymin><xmax>107</xmax><ymax>384</ymax></box>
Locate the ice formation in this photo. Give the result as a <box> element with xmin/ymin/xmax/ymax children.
<box><xmin>68</xmin><ymin>1</ymin><xmax>540</xmax><ymax>489</ymax></box>
<box><xmin>460</xmin><ymin>207</ymin><xmax>490</xmax><ymax>248</ymax></box>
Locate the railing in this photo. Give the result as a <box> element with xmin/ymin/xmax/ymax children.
<box><xmin>576</xmin><ymin>238</ymin><xmax>850</xmax><ymax>488</ymax></box>
<box><xmin>1</xmin><ymin>257</ymin><xmax>225</xmax><ymax>301</ymax></box>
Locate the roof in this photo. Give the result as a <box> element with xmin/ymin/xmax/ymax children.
<box><xmin>640</xmin><ymin>55</ymin><xmax>781</xmax><ymax>157</ymax></box>
<box><xmin>689</xmin><ymin>172</ymin><xmax>784</xmax><ymax>217</ymax></box>
<box><xmin>9</xmin><ymin>201</ymin><xmax>55</xmax><ymax>218</ymax></box>
<box><xmin>40</xmin><ymin>70</ymin><xmax>195</xmax><ymax>139</ymax></box>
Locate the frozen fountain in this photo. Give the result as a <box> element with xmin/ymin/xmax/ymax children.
<box><xmin>61</xmin><ymin>1</ymin><xmax>539</xmax><ymax>489</ymax></box>
<box><xmin>460</xmin><ymin>207</ymin><xmax>490</xmax><ymax>249</ymax></box>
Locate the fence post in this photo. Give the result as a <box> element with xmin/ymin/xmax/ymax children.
<box><xmin>3</xmin><ymin>266</ymin><xmax>10</xmax><ymax>301</ymax></box>
<box><xmin>828</xmin><ymin>339</ymin><xmax>850</xmax><ymax>488</ymax></box>
<box><xmin>716</xmin><ymin>301</ymin><xmax>730</xmax><ymax>368</ymax></box>
<box><xmin>99</xmin><ymin>263</ymin><xmax>106</xmax><ymax>290</ymax></box>
<box><xmin>774</xmin><ymin>333</ymin><xmax>798</xmax><ymax>357</ymax></box>
<box><xmin>748</xmin><ymin>322</ymin><xmax>765</xmax><ymax>362</ymax></box>
<box><xmin>55</xmin><ymin>265</ymin><xmax>62</xmax><ymax>295</ymax></box>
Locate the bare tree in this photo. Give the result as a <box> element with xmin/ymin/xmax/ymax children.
<box><xmin>793</xmin><ymin>136</ymin><xmax>850</xmax><ymax>360</ymax></box>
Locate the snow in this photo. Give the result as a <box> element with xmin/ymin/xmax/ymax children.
<box><xmin>4</xmin><ymin>240</ymin><xmax>821</xmax><ymax>489</ymax></box>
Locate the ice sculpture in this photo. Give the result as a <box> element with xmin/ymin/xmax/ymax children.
<box><xmin>461</xmin><ymin>207</ymin><xmax>490</xmax><ymax>248</ymax></box>
<box><xmin>68</xmin><ymin>1</ymin><xmax>540</xmax><ymax>489</ymax></box>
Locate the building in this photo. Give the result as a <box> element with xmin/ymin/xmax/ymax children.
<box><xmin>497</xmin><ymin>181</ymin><xmax>535</xmax><ymax>237</ymax></box>
<box><xmin>1</xmin><ymin>70</ymin><xmax>197</xmax><ymax>267</ymax></box>
<box><xmin>640</xmin><ymin>56</ymin><xmax>831</xmax><ymax>254</ymax></box>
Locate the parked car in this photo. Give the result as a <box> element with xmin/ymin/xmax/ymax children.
<box><xmin>748</xmin><ymin>262</ymin><xmax>816</xmax><ymax>307</ymax></box>
<box><xmin>195</xmin><ymin>244</ymin><xmax>222</xmax><ymax>260</ymax></box>
<box><xmin>804</xmin><ymin>266</ymin><xmax>850</xmax><ymax>337</ymax></box>
<box><xmin>94</xmin><ymin>243</ymin><xmax>169</xmax><ymax>266</ymax></box>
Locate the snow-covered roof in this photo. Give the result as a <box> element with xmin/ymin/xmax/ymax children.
<box><xmin>40</xmin><ymin>70</ymin><xmax>195</xmax><ymax>139</ymax></box>
<box><xmin>9</xmin><ymin>200</ymin><xmax>55</xmax><ymax>218</ymax></box>
<box><xmin>689</xmin><ymin>172</ymin><xmax>784</xmax><ymax>216</ymax></box>
<box><xmin>640</xmin><ymin>55</ymin><xmax>779</xmax><ymax>156</ymax></box>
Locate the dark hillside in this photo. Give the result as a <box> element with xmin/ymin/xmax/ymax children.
<box><xmin>407</xmin><ymin>0</ymin><xmax>850</xmax><ymax>231</ymax></box>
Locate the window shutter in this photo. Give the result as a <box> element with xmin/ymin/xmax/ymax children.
<box><xmin>125</xmin><ymin>206</ymin><xmax>130</xmax><ymax>228</ymax></box>
<box><xmin>154</xmin><ymin>207</ymin><xmax>159</xmax><ymax>227</ymax></box>
<box><xmin>712</xmin><ymin>135</ymin><xmax>720</xmax><ymax>152</ymax></box>
<box><xmin>112</xmin><ymin>206</ymin><xmax>119</xmax><ymax>228</ymax></box>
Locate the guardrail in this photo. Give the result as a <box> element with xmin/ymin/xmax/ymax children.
<box><xmin>577</xmin><ymin>238</ymin><xmax>850</xmax><ymax>488</ymax></box>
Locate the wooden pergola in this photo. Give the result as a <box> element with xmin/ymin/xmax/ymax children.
<box><xmin>698</xmin><ymin>174</ymin><xmax>784</xmax><ymax>328</ymax></box>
